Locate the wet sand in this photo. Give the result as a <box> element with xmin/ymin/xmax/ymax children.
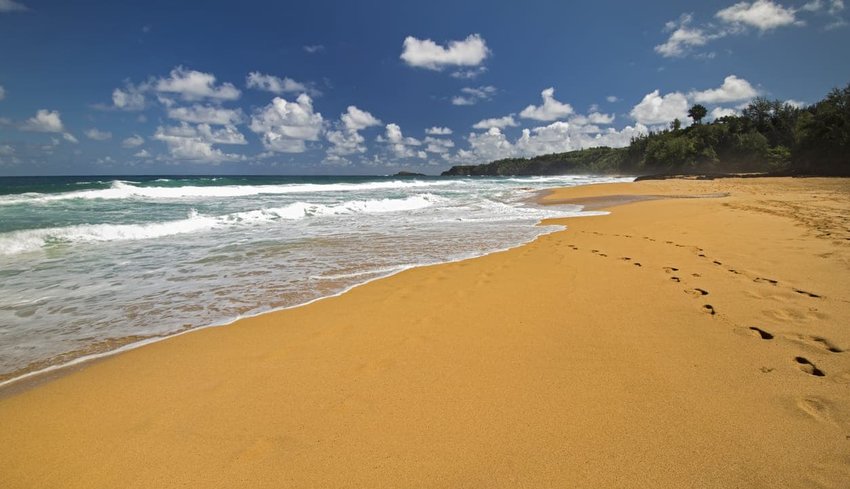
<box><xmin>1</xmin><ymin>177</ymin><xmax>848</xmax><ymax>488</ymax></box>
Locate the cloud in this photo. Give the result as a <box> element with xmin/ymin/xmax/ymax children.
<box><xmin>155</xmin><ymin>66</ymin><xmax>241</xmax><ymax>102</ymax></box>
<box><xmin>569</xmin><ymin>111</ymin><xmax>616</xmax><ymax>126</ymax></box>
<box><xmin>62</xmin><ymin>132</ymin><xmax>79</xmax><ymax>144</ymax></box>
<box><xmin>630</xmin><ymin>90</ymin><xmax>689</xmax><ymax>125</ymax></box>
<box><xmin>716</xmin><ymin>0</ymin><xmax>798</xmax><ymax>31</ymax></box>
<box><xmin>655</xmin><ymin>14</ymin><xmax>725</xmax><ymax>58</ymax></box>
<box><xmin>84</xmin><ymin>128</ymin><xmax>112</xmax><ymax>141</ymax></box>
<box><xmin>245</xmin><ymin>72</ymin><xmax>318</xmax><ymax>96</ymax></box>
<box><xmin>153</xmin><ymin>122</ymin><xmax>246</xmax><ymax>162</ymax></box>
<box><xmin>23</xmin><ymin>109</ymin><xmax>65</xmax><ymax>132</ymax></box>
<box><xmin>710</xmin><ymin>107</ymin><xmax>740</xmax><ymax>119</ymax></box>
<box><xmin>134</xmin><ymin>149</ymin><xmax>151</xmax><ymax>158</ymax></box>
<box><xmin>167</xmin><ymin>104</ymin><xmax>244</xmax><ymax>125</ymax></box>
<box><xmin>0</xmin><ymin>85</ymin><xmax>5</xmax><ymax>100</ymax></box>
<box><xmin>303</xmin><ymin>44</ymin><xmax>325</xmax><ymax>54</ymax></box>
<box><xmin>0</xmin><ymin>0</ymin><xmax>28</xmax><ymax>12</ymax></box>
<box><xmin>249</xmin><ymin>94</ymin><xmax>324</xmax><ymax>153</ymax></box>
<box><xmin>0</xmin><ymin>144</ymin><xmax>14</xmax><ymax>156</ymax></box>
<box><xmin>423</xmin><ymin>136</ymin><xmax>455</xmax><ymax>154</ymax></box>
<box><xmin>111</xmin><ymin>82</ymin><xmax>147</xmax><ymax>111</ymax></box>
<box><xmin>451</xmin><ymin>85</ymin><xmax>497</xmax><ymax>106</ymax></box>
<box><xmin>690</xmin><ymin>75</ymin><xmax>759</xmax><ymax>103</ymax></box>
<box><xmin>400</xmin><ymin>34</ymin><xmax>490</xmax><ymax>70</ymax></box>
<box><xmin>472</xmin><ymin>115</ymin><xmax>519</xmax><ymax>130</ymax></box>
<box><xmin>606</xmin><ymin>95</ymin><xmax>620</xmax><ymax>103</ymax></box>
<box><xmin>379</xmin><ymin>123</ymin><xmax>424</xmax><ymax>159</ymax></box>
<box><xmin>519</xmin><ymin>87</ymin><xmax>574</xmax><ymax>121</ymax></box>
<box><xmin>426</xmin><ymin>126</ymin><xmax>453</xmax><ymax>135</ymax></box>
<box><xmin>326</xmin><ymin>106</ymin><xmax>382</xmax><ymax>158</ymax></box>
<box><xmin>122</xmin><ymin>134</ymin><xmax>145</xmax><ymax>148</ymax></box>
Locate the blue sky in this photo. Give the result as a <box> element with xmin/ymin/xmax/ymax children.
<box><xmin>0</xmin><ymin>0</ymin><xmax>848</xmax><ymax>175</ymax></box>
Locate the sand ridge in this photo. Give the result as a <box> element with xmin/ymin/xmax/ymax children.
<box><xmin>0</xmin><ymin>177</ymin><xmax>848</xmax><ymax>488</ymax></box>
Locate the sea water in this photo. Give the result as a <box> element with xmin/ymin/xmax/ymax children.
<box><xmin>0</xmin><ymin>174</ymin><xmax>631</xmax><ymax>382</ymax></box>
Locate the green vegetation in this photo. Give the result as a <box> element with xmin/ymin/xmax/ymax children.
<box><xmin>442</xmin><ymin>83</ymin><xmax>850</xmax><ymax>177</ymax></box>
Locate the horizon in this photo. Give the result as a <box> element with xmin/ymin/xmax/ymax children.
<box><xmin>1</xmin><ymin>0</ymin><xmax>849</xmax><ymax>176</ymax></box>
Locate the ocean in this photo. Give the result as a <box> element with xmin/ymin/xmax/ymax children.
<box><xmin>0</xmin><ymin>174</ymin><xmax>631</xmax><ymax>383</ymax></box>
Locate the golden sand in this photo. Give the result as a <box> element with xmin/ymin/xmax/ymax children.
<box><xmin>1</xmin><ymin>177</ymin><xmax>848</xmax><ymax>488</ymax></box>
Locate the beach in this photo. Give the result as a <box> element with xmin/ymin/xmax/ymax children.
<box><xmin>1</xmin><ymin>177</ymin><xmax>848</xmax><ymax>487</ymax></box>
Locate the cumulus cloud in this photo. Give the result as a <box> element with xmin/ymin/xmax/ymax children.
<box><xmin>451</xmin><ymin>85</ymin><xmax>497</xmax><ymax>106</ymax></box>
<box><xmin>716</xmin><ymin>0</ymin><xmax>799</xmax><ymax>31</ymax></box>
<box><xmin>245</xmin><ymin>72</ymin><xmax>318</xmax><ymax>96</ymax></box>
<box><xmin>710</xmin><ymin>107</ymin><xmax>740</xmax><ymax>119</ymax></box>
<box><xmin>155</xmin><ymin>66</ymin><xmax>241</xmax><ymax>102</ymax></box>
<box><xmin>606</xmin><ymin>95</ymin><xmax>620</xmax><ymax>103</ymax></box>
<box><xmin>570</xmin><ymin>112</ymin><xmax>616</xmax><ymax>126</ymax></box>
<box><xmin>519</xmin><ymin>87</ymin><xmax>574</xmax><ymax>121</ymax></box>
<box><xmin>425</xmin><ymin>126</ymin><xmax>453</xmax><ymax>135</ymax></box>
<box><xmin>85</xmin><ymin>128</ymin><xmax>112</xmax><ymax>141</ymax></box>
<box><xmin>153</xmin><ymin>122</ymin><xmax>246</xmax><ymax>162</ymax></box>
<box><xmin>379</xmin><ymin>123</ymin><xmax>424</xmax><ymax>159</ymax></box>
<box><xmin>167</xmin><ymin>104</ymin><xmax>244</xmax><ymax>125</ymax></box>
<box><xmin>423</xmin><ymin>136</ymin><xmax>455</xmax><ymax>154</ymax></box>
<box><xmin>249</xmin><ymin>94</ymin><xmax>323</xmax><ymax>153</ymax></box>
<box><xmin>400</xmin><ymin>34</ymin><xmax>490</xmax><ymax>70</ymax></box>
<box><xmin>690</xmin><ymin>75</ymin><xmax>759</xmax><ymax>103</ymax></box>
<box><xmin>325</xmin><ymin>106</ymin><xmax>382</xmax><ymax>159</ymax></box>
<box><xmin>655</xmin><ymin>14</ymin><xmax>724</xmax><ymax>58</ymax></box>
<box><xmin>23</xmin><ymin>109</ymin><xmax>65</xmax><ymax>133</ymax></box>
<box><xmin>630</xmin><ymin>90</ymin><xmax>689</xmax><ymax>125</ymax></box>
<box><xmin>112</xmin><ymin>82</ymin><xmax>147</xmax><ymax>111</ymax></box>
<box><xmin>0</xmin><ymin>0</ymin><xmax>28</xmax><ymax>12</ymax></box>
<box><xmin>472</xmin><ymin>115</ymin><xmax>519</xmax><ymax>130</ymax></box>
<box><xmin>122</xmin><ymin>134</ymin><xmax>145</xmax><ymax>148</ymax></box>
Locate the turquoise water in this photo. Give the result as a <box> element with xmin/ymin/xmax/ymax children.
<box><xmin>0</xmin><ymin>174</ymin><xmax>631</xmax><ymax>382</ymax></box>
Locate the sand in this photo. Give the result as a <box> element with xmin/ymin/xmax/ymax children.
<box><xmin>1</xmin><ymin>177</ymin><xmax>848</xmax><ymax>488</ymax></box>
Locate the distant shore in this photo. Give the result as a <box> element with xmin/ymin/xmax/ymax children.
<box><xmin>1</xmin><ymin>177</ymin><xmax>848</xmax><ymax>488</ymax></box>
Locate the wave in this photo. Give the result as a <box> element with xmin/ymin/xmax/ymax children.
<box><xmin>0</xmin><ymin>195</ymin><xmax>442</xmax><ymax>255</ymax></box>
<box><xmin>0</xmin><ymin>179</ymin><xmax>459</xmax><ymax>205</ymax></box>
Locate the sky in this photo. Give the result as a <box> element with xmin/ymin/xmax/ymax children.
<box><xmin>0</xmin><ymin>0</ymin><xmax>848</xmax><ymax>176</ymax></box>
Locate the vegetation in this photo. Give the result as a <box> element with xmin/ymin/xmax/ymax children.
<box><xmin>442</xmin><ymin>83</ymin><xmax>850</xmax><ymax>177</ymax></box>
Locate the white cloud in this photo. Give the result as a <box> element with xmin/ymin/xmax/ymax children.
<box><xmin>451</xmin><ymin>85</ymin><xmax>497</xmax><ymax>106</ymax></box>
<box><xmin>655</xmin><ymin>14</ymin><xmax>724</xmax><ymax>58</ymax></box>
<box><xmin>716</xmin><ymin>0</ymin><xmax>798</xmax><ymax>31</ymax></box>
<box><xmin>62</xmin><ymin>132</ymin><xmax>79</xmax><ymax>144</ymax></box>
<box><xmin>690</xmin><ymin>75</ymin><xmax>759</xmax><ymax>103</ymax></box>
<box><xmin>84</xmin><ymin>128</ymin><xmax>112</xmax><ymax>141</ymax></box>
<box><xmin>249</xmin><ymin>94</ymin><xmax>323</xmax><ymax>153</ymax></box>
<box><xmin>303</xmin><ymin>44</ymin><xmax>325</xmax><ymax>54</ymax></box>
<box><xmin>153</xmin><ymin>122</ymin><xmax>246</xmax><ymax>162</ymax></box>
<box><xmin>630</xmin><ymin>90</ymin><xmax>689</xmax><ymax>125</ymax></box>
<box><xmin>0</xmin><ymin>144</ymin><xmax>14</xmax><ymax>156</ymax></box>
<box><xmin>0</xmin><ymin>0</ymin><xmax>28</xmax><ymax>12</ymax></box>
<box><xmin>167</xmin><ymin>104</ymin><xmax>244</xmax><ymax>125</ymax></box>
<box><xmin>450</xmin><ymin>67</ymin><xmax>488</xmax><ymax>79</ymax></box>
<box><xmin>710</xmin><ymin>107</ymin><xmax>740</xmax><ymax>119</ymax></box>
<box><xmin>571</xmin><ymin>112</ymin><xmax>616</xmax><ymax>125</ymax></box>
<box><xmin>472</xmin><ymin>115</ymin><xmax>519</xmax><ymax>130</ymax></box>
<box><xmin>606</xmin><ymin>95</ymin><xmax>620</xmax><ymax>103</ymax></box>
<box><xmin>326</xmin><ymin>106</ymin><xmax>382</xmax><ymax>158</ymax></box>
<box><xmin>380</xmin><ymin>123</ymin><xmax>424</xmax><ymax>158</ymax></box>
<box><xmin>122</xmin><ymin>135</ymin><xmax>145</xmax><ymax>148</ymax></box>
<box><xmin>0</xmin><ymin>85</ymin><xmax>5</xmax><ymax>100</ymax></box>
<box><xmin>424</xmin><ymin>136</ymin><xmax>455</xmax><ymax>154</ymax></box>
<box><xmin>155</xmin><ymin>66</ymin><xmax>241</xmax><ymax>102</ymax></box>
<box><xmin>400</xmin><ymin>34</ymin><xmax>490</xmax><ymax>70</ymax></box>
<box><xmin>134</xmin><ymin>149</ymin><xmax>151</xmax><ymax>158</ymax></box>
<box><xmin>426</xmin><ymin>126</ymin><xmax>453</xmax><ymax>135</ymax></box>
<box><xmin>246</xmin><ymin>72</ymin><xmax>318</xmax><ymax>96</ymax></box>
<box><xmin>112</xmin><ymin>82</ymin><xmax>147</xmax><ymax>111</ymax></box>
<box><xmin>519</xmin><ymin>87</ymin><xmax>574</xmax><ymax>121</ymax></box>
<box><xmin>23</xmin><ymin>109</ymin><xmax>65</xmax><ymax>133</ymax></box>
<box><xmin>340</xmin><ymin>105</ymin><xmax>381</xmax><ymax>132</ymax></box>
<box><xmin>785</xmin><ymin>99</ymin><xmax>807</xmax><ymax>108</ymax></box>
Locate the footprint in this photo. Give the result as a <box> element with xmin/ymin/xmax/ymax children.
<box><xmin>662</xmin><ymin>266</ymin><xmax>679</xmax><ymax>273</ymax></box>
<box><xmin>634</xmin><ymin>262</ymin><xmax>642</xmax><ymax>267</ymax></box>
<box><xmin>748</xmin><ymin>327</ymin><xmax>774</xmax><ymax>340</ymax></box>
<box><xmin>787</xmin><ymin>334</ymin><xmax>844</xmax><ymax>353</ymax></box>
<box><xmin>691</xmin><ymin>273</ymin><xmax>701</xmax><ymax>277</ymax></box>
<box><xmin>703</xmin><ymin>304</ymin><xmax>716</xmax><ymax>315</ymax></box>
<box><xmin>793</xmin><ymin>288</ymin><xmax>822</xmax><ymax>298</ymax></box>
<box><xmin>796</xmin><ymin>397</ymin><xmax>835</xmax><ymax>423</ymax></box>
<box><xmin>754</xmin><ymin>277</ymin><xmax>779</xmax><ymax>285</ymax></box>
<box><xmin>728</xmin><ymin>269</ymin><xmax>741</xmax><ymax>275</ymax></box>
<box><xmin>598</xmin><ymin>253</ymin><xmax>608</xmax><ymax>257</ymax></box>
<box><xmin>620</xmin><ymin>257</ymin><xmax>631</xmax><ymax>261</ymax></box>
<box><xmin>794</xmin><ymin>356</ymin><xmax>825</xmax><ymax>377</ymax></box>
<box><xmin>685</xmin><ymin>288</ymin><xmax>709</xmax><ymax>297</ymax></box>
<box><xmin>670</xmin><ymin>276</ymin><xmax>681</xmax><ymax>282</ymax></box>
<box><xmin>713</xmin><ymin>260</ymin><xmax>723</xmax><ymax>265</ymax></box>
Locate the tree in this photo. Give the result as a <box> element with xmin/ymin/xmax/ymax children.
<box><xmin>688</xmin><ymin>104</ymin><xmax>708</xmax><ymax>124</ymax></box>
<box><xmin>670</xmin><ymin>118</ymin><xmax>682</xmax><ymax>131</ymax></box>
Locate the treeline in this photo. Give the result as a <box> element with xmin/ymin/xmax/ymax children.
<box><xmin>442</xmin><ymin>82</ymin><xmax>850</xmax><ymax>176</ymax></box>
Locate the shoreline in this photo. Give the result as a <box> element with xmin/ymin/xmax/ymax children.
<box><xmin>1</xmin><ymin>177</ymin><xmax>848</xmax><ymax>488</ymax></box>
